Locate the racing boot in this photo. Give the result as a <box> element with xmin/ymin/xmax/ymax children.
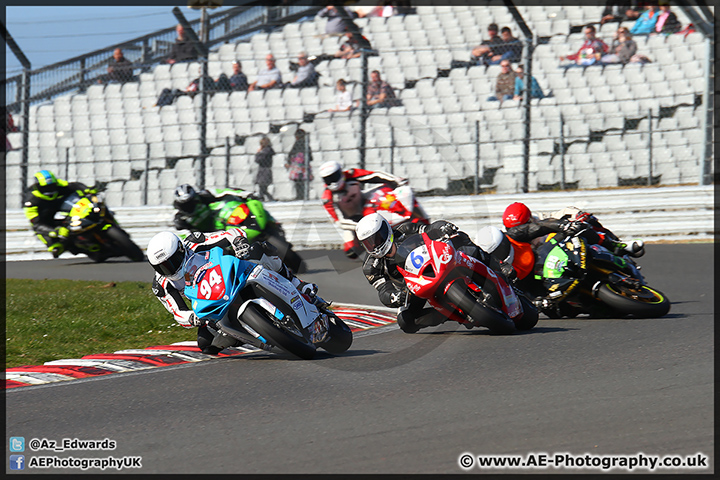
<box><xmin>48</xmin><ymin>242</ymin><xmax>65</xmax><ymax>259</ymax></box>
<box><xmin>609</xmin><ymin>239</ymin><xmax>645</xmax><ymax>258</ymax></box>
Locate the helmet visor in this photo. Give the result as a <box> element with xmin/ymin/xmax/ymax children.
<box><xmin>360</xmin><ymin>220</ymin><xmax>393</xmax><ymax>257</ymax></box>
<box><xmin>322</xmin><ymin>169</ymin><xmax>342</xmax><ymax>186</ymax></box>
<box><xmin>151</xmin><ymin>244</ymin><xmax>186</xmax><ymax>278</ymax></box>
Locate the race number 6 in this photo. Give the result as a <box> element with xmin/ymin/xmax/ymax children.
<box><xmin>410</xmin><ymin>250</ymin><xmax>424</xmax><ymax>268</ymax></box>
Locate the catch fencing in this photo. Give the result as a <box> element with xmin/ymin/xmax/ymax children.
<box><xmin>4</xmin><ymin>185</ymin><xmax>714</xmax><ymax>262</ymax></box>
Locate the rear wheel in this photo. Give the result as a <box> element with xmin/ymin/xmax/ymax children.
<box><xmin>105</xmin><ymin>226</ymin><xmax>144</xmax><ymax>262</ymax></box>
<box><xmin>316</xmin><ymin>313</ymin><xmax>353</xmax><ymax>354</ymax></box>
<box><xmin>240</xmin><ymin>303</ymin><xmax>316</xmax><ymax>359</ymax></box>
<box><xmin>445</xmin><ymin>281</ymin><xmax>516</xmax><ymax>334</ymax></box>
<box><xmin>597</xmin><ymin>283</ymin><xmax>670</xmax><ymax>318</ymax></box>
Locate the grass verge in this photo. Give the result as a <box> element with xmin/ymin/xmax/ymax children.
<box><xmin>5</xmin><ymin>279</ymin><xmax>196</xmax><ymax>369</ymax></box>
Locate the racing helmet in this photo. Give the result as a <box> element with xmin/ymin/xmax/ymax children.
<box><xmin>475</xmin><ymin>226</ymin><xmax>514</xmax><ymax>265</ymax></box>
<box><xmin>147</xmin><ymin>231</ymin><xmax>187</xmax><ymax>280</ymax></box>
<box><xmin>173</xmin><ymin>184</ymin><xmax>198</xmax><ymax>214</ymax></box>
<box><xmin>503</xmin><ymin>202</ymin><xmax>531</xmax><ymax>229</ymax></box>
<box><xmin>356</xmin><ymin>213</ymin><xmax>394</xmax><ymax>258</ymax></box>
<box><xmin>320</xmin><ymin>161</ymin><xmax>345</xmax><ymax>192</ymax></box>
<box><xmin>33</xmin><ymin>170</ymin><xmax>67</xmax><ymax>201</ymax></box>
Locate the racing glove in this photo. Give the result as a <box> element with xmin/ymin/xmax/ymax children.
<box><xmin>436</xmin><ymin>221</ymin><xmax>459</xmax><ymax>238</ymax></box>
<box><xmin>500</xmin><ymin>262</ymin><xmax>517</xmax><ymax>283</ymax></box>
<box><xmin>561</xmin><ymin>221</ymin><xmax>589</xmax><ymax>236</ymax></box>
<box><xmin>49</xmin><ymin>226</ymin><xmax>70</xmax><ymax>240</ymax></box>
<box><xmin>232</xmin><ymin>235</ymin><xmax>251</xmax><ymax>259</ymax></box>
<box><xmin>178</xmin><ymin>311</ymin><xmax>201</xmax><ymax>328</ymax></box>
<box><xmin>297</xmin><ymin>281</ymin><xmax>319</xmax><ymax>301</ymax></box>
<box><xmin>389</xmin><ymin>289</ymin><xmax>408</xmax><ymax>307</ymax></box>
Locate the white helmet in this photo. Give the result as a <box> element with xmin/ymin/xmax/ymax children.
<box><xmin>356</xmin><ymin>213</ymin><xmax>394</xmax><ymax>258</ymax></box>
<box><xmin>147</xmin><ymin>231</ymin><xmax>187</xmax><ymax>280</ymax></box>
<box><xmin>320</xmin><ymin>160</ymin><xmax>345</xmax><ymax>192</ymax></box>
<box><xmin>475</xmin><ymin>226</ymin><xmax>514</xmax><ymax>265</ymax></box>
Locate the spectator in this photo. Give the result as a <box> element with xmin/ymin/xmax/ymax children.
<box><xmin>513</xmin><ymin>64</ymin><xmax>547</xmax><ymax>101</ymax></box>
<box><xmin>654</xmin><ymin>1</ymin><xmax>681</xmax><ymax>34</ymax></box>
<box><xmin>601</xmin><ymin>27</ymin><xmax>638</xmax><ymax>64</ymax></box>
<box><xmin>288</xmin><ymin>51</ymin><xmax>319</xmax><ymax>88</ymax></box>
<box><xmin>215</xmin><ymin>60</ymin><xmax>248</xmax><ymax>92</ymax></box>
<box><xmin>155</xmin><ymin>65</ymin><xmax>215</xmax><ymax>107</ymax></box>
<box><xmin>600</xmin><ymin>1</ymin><xmax>646</xmax><ymax>25</ymax></box>
<box><xmin>328</xmin><ymin>78</ymin><xmax>356</xmax><ymax>112</ymax></box>
<box><xmin>487</xmin><ymin>59</ymin><xmax>516</xmax><ymax>103</ymax></box>
<box><xmin>366</xmin><ymin>70</ymin><xmax>400</xmax><ymax>108</ymax></box>
<box><xmin>317</xmin><ymin>4</ymin><xmax>354</xmax><ymax>35</ymax></box>
<box><xmin>356</xmin><ymin>1</ymin><xmax>395</xmax><ymax>17</ymax></box>
<box><xmin>248</xmin><ymin>54</ymin><xmax>282</xmax><ymax>92</ymax></box>
<box><xmin>285</xmin><ymin>129</ymin><xmax>313</xmax><ymax>201</ymax></box>
<box><xmin>471</xmin><ymin>23</ymin><xmax>504</xmax><ymax>66</ymax></box>
<box><xmin>560</xmin><ymin>24</ymin><xmax>608</xmax><ymax>67</ymax></box>
<box><xmin>4</xmin><ymin>111</ymin><xmax>17</xmax><ymax>151</ymax></box>
<box><xmin>166</xmin><ymin>24</ymin><xmax>199</xmax><ymax>65</ymax></box>
<box><xmin>100</xmin><ymin>48</ymin><xmax>134</xmax><ymax>84</ymax></box>
<box><xmin>630</xmin><ymin>5</ymin><xmax>659</xmax><ymax>35</ymax></box>
<box><xmin>489</xmin><ymin>26</ymin><xmax>523</xmax><ymax>65</ymax></box>
<box><xmin>254</xmin><ymin>136</ymin><xmax>275</xmax><ymax>202</ymax></box>
<box><xmin>334</xmin><ymin>31</ymin><xmax>373</xmax><ymax>60</ymax></box>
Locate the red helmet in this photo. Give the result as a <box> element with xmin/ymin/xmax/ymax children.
<box><xmin>503</xmin><ymin>202</ymin><xmax>531</xmax><ymax>229</ymax></box>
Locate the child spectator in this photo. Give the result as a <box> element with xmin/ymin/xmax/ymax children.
<box><xmin>328</xmin><ymin>79</ymin><xmax>356</xmax><ymax>112</ymax></box>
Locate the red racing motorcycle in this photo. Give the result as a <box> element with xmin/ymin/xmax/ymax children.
<box><xmin>395</xmin><ymin>232</ymin><xmax>539</xmax><ymax>333</ymax></box>
<box><xmin>335</xmin><ymin>183</ymin><xmax>430</xmax><ymax>257</ymax></box>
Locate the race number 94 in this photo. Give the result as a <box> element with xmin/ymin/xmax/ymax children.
<box><xmin>199</xmin><ymin>267</ymin><xmax>224</xmax><ymax>300</ymax></box>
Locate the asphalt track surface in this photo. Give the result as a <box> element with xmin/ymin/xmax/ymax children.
<box><xmin>5</xmin><ymin>244</ymin><xmax>714</xmax><ymax>474</ymax></box>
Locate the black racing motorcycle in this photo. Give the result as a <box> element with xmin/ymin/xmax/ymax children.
<box><xmin>533</xmin><ymin>226</ymin><xmax>670</xmax><ymax>318</ymax></box>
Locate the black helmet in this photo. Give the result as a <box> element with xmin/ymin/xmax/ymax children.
<box><xmin>173</xmin><ymin>184</ymin><xmax>198</xmax><ymax>214</ymax></box>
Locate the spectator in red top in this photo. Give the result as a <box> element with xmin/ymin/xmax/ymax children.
<box><xmin>319</xmin><ymin>160</ymin><xmax>406</xmax><ymax>258</ymax></box>
<box><xmin>560</xmin><ymin>24</ymin><xmax>608</xmax><ymax>67</ymax></box>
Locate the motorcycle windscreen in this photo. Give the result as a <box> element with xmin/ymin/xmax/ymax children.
<box><xmin>184</xmin><ymin>247</ymin><xmax>254</xmax><ymax>321</ymax></box>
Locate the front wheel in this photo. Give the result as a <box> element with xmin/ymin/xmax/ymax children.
<box><xmin>316</xmin><ymin>313</ymin><xmax>353</xmax><ymax>354</ymax></box>
<box><xmin>445</xmin><ymin>281</ymin><xmax>516</xmax><ymax>334</ymax></box>
<box><xmin>240</xmin><ymin>303</ymin><xmax>316</xmax><ymax>359</ymax></box>
<box><xmin>105</xmin><ymin>226</ymin><xmax>144</xmax><ymax>262</ymax></box>
<box><xmin>515</xmin><ymin>293</ymin><xmax>539</xmax><ymax>330</ymax></box>
<box><xmin>597</xmin><ymin>283</ymin><xmax>671</xmax><ymax>318</ymax></box>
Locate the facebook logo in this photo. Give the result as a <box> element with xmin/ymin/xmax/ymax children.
<box><xmin>9</xmin><ymin>437</ymin><xmax>25</xmax><ymax>452</ymax></box>
<box><xmin>9</xmin><ymin>455</ymin><xmax>25</xmax><ymax>470</ymax></box>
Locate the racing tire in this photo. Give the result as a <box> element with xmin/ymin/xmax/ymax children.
<box><xmin>515</xmin><ymin>294</ymin><xmax>539</xmax><ymax>330</ymax></box>
<box><xmin>316</xmin><ymin>313</ymin><xmax>353</xmax><ymax>354</ymax></box>
<box><xmin>240</xmin><ymin>303</ymin><xmax>316</xmax><ymax>360</ymax></box>
<box><xmin>266</xmin><ymin>234</ymin><xmax>307</xmax><ymax>274</ymax></box>
<box><xmin>445</xmin><ymin>281</ymin><xmax>516</xmax><ymax>334</ymax></box>
<box><xmin>105</xmin><ymin>226</ymin><xmax>144</xmax><ymax>262</ymax></box>
<box><xmin>597</xmin><ymin>283</ymin><xmax>670</xmax><ymax>318</ymax></box>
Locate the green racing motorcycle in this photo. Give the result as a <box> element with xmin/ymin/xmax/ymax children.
<box><xmin>176</xmin><ymin>189</ymin><xmax>307</xmax><ymax>274</ymax></box>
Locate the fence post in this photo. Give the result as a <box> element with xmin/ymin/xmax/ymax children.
<box><xmin>390</xmin><ymin>125</ymin><xmax>395</xmax><ymax>175</ymax></box>
<box><xmin>144</xmin><ymin>143</ymin><xmax>150</xmax><ymax>205</ymax></box>
<box><xmin>225</xmin><ymin>136</ymin><xmax>231</xmax><ymax>188</ymax></box>
<box><xmin>474</xmin><ymin>120</ymin><xmax>480</xmax><ymax>195</ymax></box>
<box><xmin>65</xmin><ymin>147</ymin><xmax>70</xmax><ymax>179</ymax></box>
<box><xmin>304</xmin><ymin>135</ymin><xmax>310</xmax><ymax>201</ymax></box>
<box><xmin>560</xmin><ymin>114</ymin><xmax>566</xmax><ymax>190</ymax></box>
<box><xmin>647</xmin><ymin>108</ymin><xmax>653</xmax><ymax>186</ymax></box>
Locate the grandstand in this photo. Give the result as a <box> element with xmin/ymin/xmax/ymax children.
<box><xmin>4</xmin><ymin>4</ymin><xmax>714</xmax><ymax>209</ymax></box>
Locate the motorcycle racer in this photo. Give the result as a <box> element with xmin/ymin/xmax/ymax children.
<box><xmin>356</xmin><ymin>213</ymin><xmax>515</xmax><ymax>333</ymax></box>
<box><xmin>173</xmin><ymin>184</ymin><xmax>257</xmax><ymax>232</ymax></box>
<box><xmin>147</xmin><ymin>228</ymin><xmax>319</xmax><ymax>354</ymax></box>
<box><xmin>23</xmin><ymin>170</ymin><xmax>99</xmax><ymax>258</ymax></box>
<box><xmin>320</xmin><ymin>161</ymin><xmax>407</xmax><ymax>258</ymax></box>
<box><xmin>502</xmin><ymin>202</ymin><xmax>645</xmax><ymax>257</ymax></box>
